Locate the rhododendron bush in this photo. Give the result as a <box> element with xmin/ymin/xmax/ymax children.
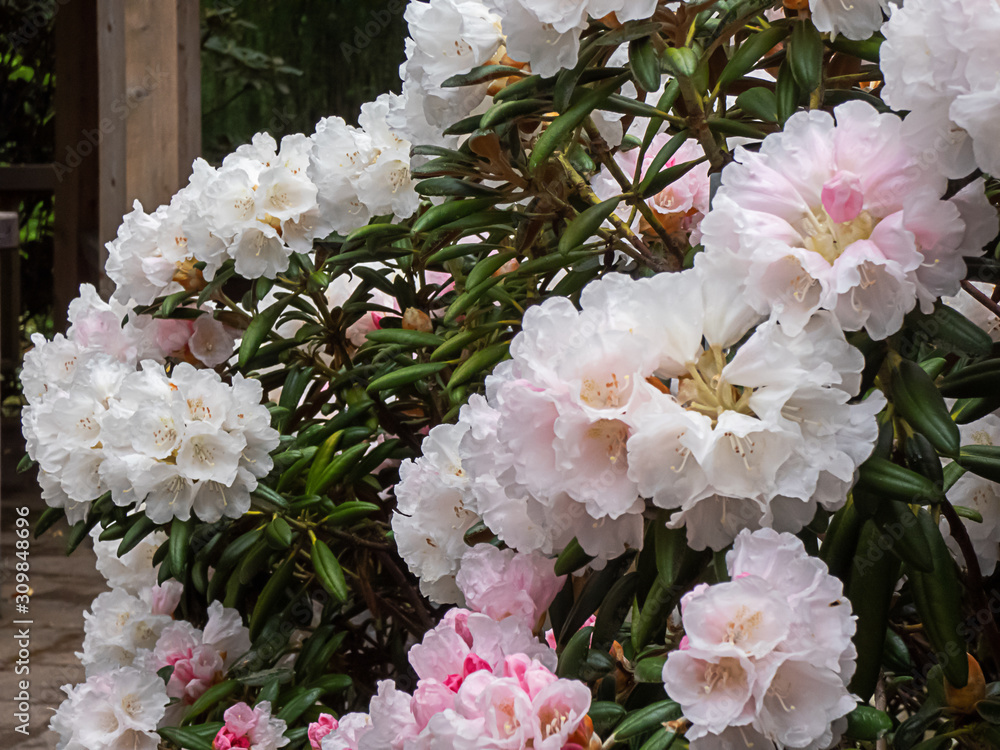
<box><xmin>22</xmin><ymin>1</ymin><xmax>1000</xmax><ymax>749</ymax></box>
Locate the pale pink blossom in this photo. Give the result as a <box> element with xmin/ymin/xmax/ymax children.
<box><xmin>456</xmin><ymin>544</ymin><xmax>564</xmax><ymax>626</ymax></box>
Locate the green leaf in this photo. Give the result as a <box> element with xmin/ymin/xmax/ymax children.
<box><xmin>117</xmin><ymin>514</ymin><xmax>161</xmax><ymax>557</ymax></box>
<box><xmin>873</xmin><ymin>499</ymin><xmax>934</xmax><ymax>573</ymax></box>
<box><xmin>448</xmin><ymin>341</ymin><xmax>510</xmax><ymax>390</ymax></box>
<box><xmin>856</xmin><ymin>456</ymin><xmax>945</xmax><ymax>505</ymax></box>
<box><xmin>775</xmin><ymin>59</ymin><xmax>800</xmax><ymax>124</ymax></box>
<box><xmin>34</xmin><ymin>507</ymin><xmax>65</xmax><ymax>539</ymax></box>
<box><xmin>636</xmin><ymin>130</ymin><xmax>689</xmax><ymax>193</ymax></box>
<box><xmin>716</xmin><ymin>24</ymin><xmax>789</xmax><ymax>91</ymax></box>
<box><xmin>415</xmin><ymin>177</ymin><xmax>500</xmax><ymax>198</ymax></box>
<box><xmin>638</xmin><ymin>729</ymin><xmax>678</xmax><ymax>750</ymax></box>
<box><xmin>16</xmin><ymin>453</ymin><xmax>36</xmax><ymax>473</ymax></box>
<box><xmin>158</xmin><ymin>725</ymin><xmax>223</xmax><ymax>750</ymax></box>
<box><xmin>441</xmin><ymin>63</ymin><xmax>526</xmax><ymax>88</ymax></box>
<box><xmin>591</xmin><ymin>572</ymin><xmax>638</xmax><ymax>650</ymax></box>
<box><xmin>589</xmin><ymin>701</ymin><xmax>626</xmax><ymax>737</ymax></box>
<box><xmin>629</xmin><ymin>37</ymin><xmax>662</xmax><ymax>92</ymax></box>
<box><xmin>847</xmin><ymin>519</ymin><xmax>900</xmax><ymax>701</ymax></box>
<box><xmin>633</xmin><ymin>655</ymin><xmax>668</xmax><ymax>683</ymax></box>
<box><xmin>827</xmin><ymin>32</ymin><xmax>883</xmax><ymax>63</ymax></box>
<box><xmin>529</xmin><ymin>75</ymin><xmax>627</xmax><ymax>170</ymax></box>
<box><xmin>556</xmin><ymin>626</ymin><xmax>594</xmax><ymax>679</ymax></box>
<box><xmin>169</xmin><ymin>517</ymin><xmax>194</xmax><ymax>580</ymax></box>
<box><xmin>819</xmin><ymin>499</ymin><xmax>861</xmax><ymax>581</ymax></box>
<box><xmin>905</xmin><ymin>304</ymin><xmax>993</xmax><ymax>359</ymax></box>
<box><xmin>662</xmin><ymin>47</ymin><xmax>698</xmax><ymax>77</ymax></box>
<box><xmin>312</xmin><ymin>537</ymin><xmax>349</xmax><ymax>603</ymax></box>
<box><xmin>183</xmin><ymin>680</ymin><xmax>240</xmax><ymax>724</ymax></box>
<box><xmin>640</xmin><ymin>158</ymin><xmax>707</xmax><ymax>199</ymax></box>
<box><xmin>249</xmin><ymin>553</ymin><xmax>297</xmax><ymax>639</ymax></box>
<box><xmin>559</xmin><ymin>197</ymin><xmax>620</xmax><ymax>253</ymax></box>
<box><xmin>559</xmin><ymin>554</ymin><xmax>634</xmax><ymax>646</ymax></box>
<box><xmin>321</xmin><ymin>500</ymin><xmax>381</xmax><ymax>527</ymax></box>
<box><xmin>892</xmin><ymin>356</ymin><xmax>960</xmax><ymax>456</ymax></box>
<box><xmin>735</xmin><ymin>87</ymin><xmax>778</xmax><ymax>122</ymax></box>
<box><xmin>938</xmin><ymin>359</ymin><xmax>1000</xmax><ymax>399</ymax></box>
<box><xmin>492</xmin><ymin>74</ymin><xmax>543</xmax><ymax>101</ymax></box>
<box><xmin>957</xmin><ymin>443</ymin><xmax>1000</xmax><ymax>483</ymax></box>
<box><xmin>554</xmin><ymin>537</ymin><xmax>594</xmax><ymax>576</ymax></box>
<box><xmin>480</xmin><ymin>98</ymin><xmax>550</xmax><ymax>129</ymax></box>
<box><xmin>310</xmin><ymin>442</ymin><xmax>370</xmax><ymax>497</ymax></box>
<box><xmin>612</xmin><ymin>700</ymin><xmax>682</xmax><ymax>741</ymax></box>
<box><xmin>411</xmin><ymin>197</ymin><xmax>496</xmax><ymax>233</ymax></box>
<box><xmin>906</xmin><ymin>509</ymin><xmax>969</xmax><ymax>688</ymax></box>
<box><xmin>365</xmin><ymin>329</ymin><xmax>445</xmax><ymax>348</ymax></box>
<box><xmin>239</xmin><ymin>295</ymin><xmax>294</xmax><ymax>369</ymax></box>
<box><xmin>788</xmin><ymin>20</ymin><xmax>823</xmax><ymax>92</ymax></box>
<box><xmin>365</xmin><ymin>362</ymin><xmax>449</xmax><ymax>394</ymax></box>
<box><xmin>276</xmin><ymin>686</ymin><xmax>324</xmax><ymax>723</ymax></box>
<box><xmin>844</xmin><ymin>705</ymin><xmax>893</xmax><ymax>741</ymax></box>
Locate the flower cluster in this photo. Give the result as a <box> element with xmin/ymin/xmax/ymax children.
<box><xmin>881</xmin><ymin>0</ymin><xmax>1000</xmax><ymax>179</ymax></box>
<box><xmin>319</xmin><ymin>607</ymin><xmax>593</xmax><ymax>750</ymax></box>
<box><xmin>53</xmin><ymin>519</ymin><xmax>252</xmax><ymax>749</ymax></box>
<box><xmin>213</xmin><ymin>701</ymin><xmax>289</xmax><ymax>750</ymax></box>
<box><xmin>388</xmin><ymin>0</ymin><xmax>504</xmax><ymax>148</ymax></box>
<box><xmin>664</xmin><ymin>529</ymin><xmax>857</xmax><ymax>750</ymax></box>
<box><xmin>21</xmin><ymin>291</ymin><xmax>278</xmax><ymax>526</ymax></box>
<box><xmin>699</xmin><ymin>101</ymin><xmax>997</xmax><ymax>340</ymax></box>
<box><xmin>393</xmin><ymin>254</ymin><xmax>885</xmax><ymax>581</ymax></box>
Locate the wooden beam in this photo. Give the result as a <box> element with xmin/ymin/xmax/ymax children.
<box><xmin>0</xmin><ymin>165</ymin><xmax>57</xmax><ymax>193</ymax></box>
<box><xmin>98</xmin><ymin>0</ymin><xmax>127</xmax><ymax>300</ymax></box>
<box><xmin>125</xmin><ymin>0</ymin><xmax>181</xmax><ymax>210</ymax></box>
<box><xmin>54</xmin><ymin>0</ymin><xmax>101</xmax><ymax>329</ymax></box>
<box><xmin>177</xmin><ymin>0</ymin><xmax>202</xmax><ymax>183</ymax></box>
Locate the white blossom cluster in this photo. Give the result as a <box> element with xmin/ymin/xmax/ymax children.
<box><xmin>882</xmin><ymin>0</ymin><xmax>1000</xmax><ymax>179</ymax></box>
<box><xmin>664</xmin><ymin>529</ymin><xmax>857</xmax><ymax>750</ymax></box>
<box><xmin>52</xmin><ymin>524</ymin><xmax>252</xmax><ymax>750</ymax></box>
<box><xmin>393</xmin><ymin>254</ymin><xmax>886</xmax><ymax>596</ymax></box>
<box><xmin>21</xmin><ymin>288</ymin><xmax>278</xmax><ymax>525</ymax></box>
<box><xmin>699</xmin><ymin>101</ymin><xmax>998</xmax><ymax>341</ymax></box>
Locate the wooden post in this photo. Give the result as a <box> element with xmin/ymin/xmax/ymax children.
<box><xmin>0</xmin><ymin>209</ymin><xmax>20</xmax><ymax>375</ymax></box>
<box><xmin>53</xmin><ymin>0</ymin><xmax>101</xmax><ymax>327</ymax></box>
<box><xmin>98</xmin><ymin>0</ymin><xmax>128</xmax><ymax>300</ymax></box>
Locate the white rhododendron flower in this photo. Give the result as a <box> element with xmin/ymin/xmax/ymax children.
<box><xmin>391</xmin><ymin>0</ymin><xmax>504</xmax><ymax>147</ymax></box>
<box><xmin>406</xmin><ymin>260</ymin><xmax>883</xmax><ymax>556</ymax></box>
<box><xmin>50</xmin><ymin>666</ymin><xmax>169</xmax><ymax>750</ymax></box>
<box><xmin>100</xmin><ymin>362</ymin><xmax>279</xmax><ymax>523</ymax></box>
<box><xmin>199</xmin><ymin>132</ymin><xmax>319</xmax><ymax>279</ymax></box>
<box><xmin>391</xmin><ymin>420</ymin><xmax>480</xmax><ymax>603</ymax></box>
<box><xmin>664</xmin><ymin>529</ymin><xmax>856</xmax><ymax>750</ymax></box>
<box><xmin>882</xmin><ymin>0</ymin><xmax>1000</xmax><ymax>178</ymax></box>
<box><xmin>310</xmin><ymin>96</ymin><xmax>420</xmax><ymax>237</ymax></box>
<box><xmin>78</xmin><ymin>587</ymin><xmax>174</xmax><ymax>676</ymax></box>
<box><xmin>90</xmin><ymin>526</ymin><xmax>168</xmax><ymax>594</ymax></box>
<box><xmin>139</xmin><ymin>601</ymin><xmax>251</xmax><ymax>709</ymax></box>
<box><xmin>488</xmin><ymin>0</ymin><xmax>658</xmax><ymax>78</ymax></box>
<box><xmin>700</xmin><ymin>101</ymin><xmax>998</xmax><ymax>340</ymax></box>
<box><xmin>809</xmin><ymin>0</ymin><xmax>888</xmax><ymax>41</ymax></box>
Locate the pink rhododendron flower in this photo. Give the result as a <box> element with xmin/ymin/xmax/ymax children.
<box><xmin>700</xmin><ymin>100</ymin><xmax>998</xmax><ymax>340</ymax></box>
<box><xmin>665</xmin><ymin>529</ymin><xmax>856</xmax><ymax>750</ymax></box>
<box><xmin>308</xmin><ymin>714</ymin><xmax>339</xmax><ymax>750</ymax></box>
<box><xmin>213</xmin><ymin>701</ymin><xmax>288</xmax><ymax>750</ymax></box>
<box><xmin>456</xmin><ymin>544</ymin><xmax>565</xmax><ymax>626</ymax></box>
